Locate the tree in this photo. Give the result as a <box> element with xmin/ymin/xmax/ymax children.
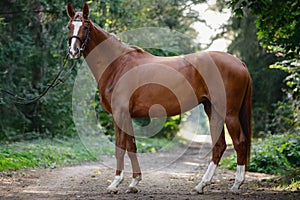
<box><xmin>229</xmin><ymin>0</ymin><xmax>300</xmax><ymax>58</ymax></box>
<box><xmin>227</xmin><ymin>0</ymin><xmax>300</xmax><ymax>133</ymax></box>
<box><xmin>225</xmin><ymin>10</ymin><xmax>285</xmax><ymax>134</ymax></box>
<box><xmin>0</xmin><ymin>0</ymin><xmax>83</xmax><ymax>140</ymax></box>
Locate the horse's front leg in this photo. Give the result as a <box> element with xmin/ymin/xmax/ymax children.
<box><xmin>118</xmin><ymin>113</ymin><xmax>142</xmax><ymax>193</ymax></box>
<box><xmin>126</xmin><ymin>135</ymin><xmax>142</xmax><ymax>193</ymax></box>
<box><xmin>107</xmin><ymin>122</ymin><xmax>126</xmax><ymax>194</ymax></box>
<box><xmin>107</xmin><ymin>111</ymin><xmax>142</xmax><ymax>194</ymax></box>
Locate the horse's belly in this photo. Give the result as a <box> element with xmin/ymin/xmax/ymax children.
<box><xmin>130</xmin><ymin>84</ymin><xmax>199</xmax><ymax>118</ymax></box>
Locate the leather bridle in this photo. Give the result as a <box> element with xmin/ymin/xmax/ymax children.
<box><xmin>68</xmin><ymin>19</ymin><xmax>90</xmax><ymax>56</ymax></box>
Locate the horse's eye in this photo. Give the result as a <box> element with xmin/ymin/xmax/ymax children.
<box><xmin>67</xmin><ymin>26</ymin><xmax>70</xmax><ymax>30</ymax></box>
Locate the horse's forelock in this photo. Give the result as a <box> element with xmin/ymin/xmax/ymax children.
<box><xmin>74</xmin><ymin>12</ymin><xmax>83</xmax><ymax>21</ymax></box>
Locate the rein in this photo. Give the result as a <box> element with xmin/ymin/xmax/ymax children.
<box><xmin>1</xmin><ymin>20</ymin><xmax>91</xmax><ymax>105</ymax></box>
<box><xmin>0</xmin><ymin>54</ymin><xmax>76</xmax><ymax>105</ymax></box>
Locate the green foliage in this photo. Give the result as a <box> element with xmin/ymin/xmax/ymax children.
<box><xmin>267</xmin><ymin>100</ymin><xmax>299</xmax><ymax>134</ymax></box>
<box><xmin>270</xmin><ymin>59</ymin><xmax>300</xmax><ymax>101</ymax></box>
<box><xmin>218</xmin><ymin>152</ymin><xmax>236</xmax><ymax>170</ymax></box>
<box><xmin>156</xmin><ymin>115</ymin><xmax>181</xmax><ymax>139</ymax></box>
<box><xmin>136</xmin><ymin>137</ymin><xmax>177</xmax><ymax>153</ymax></box>
<box><xmin>0</xmin><ymin>137</ymin><xmax>96</xmax><ymax>171</ymax></box>
<box><xmin>0</xmin><ymin>0</ymin><xmax>75</xmax><ymax>140</ymax></box>
<box><xmin>228</xmin><ymin>0</ymin><xmax>300</xmax><ymax>58</ymax></box>
<box><xmin>225</xmin><ymin>9</ymin><xmax>285</xmax><ymax>134</ymax></box>
<box><xmin>250</xmin><ymin>134</ymin><xmax>300</xmax><ymax>175</ymax></box>
<box><xmin>220</xmin><ymin>132</ymin><xmax>300</xmax><ymax>176</ymax></box>
<box><xmin>226</xmin><ymin>0</ymin><xmax>300</xmax><ymax>135</ymax></box>
<box><xmin>88</xmin><ymin>0</ymin><xmax>203</xmax><ymax>34</ymax></box>
<box><xmin>267</xmin><ymin>56</ymin><xmax>300</xmax><ymax>137</ymax></box>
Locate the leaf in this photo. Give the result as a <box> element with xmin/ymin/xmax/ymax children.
<box><xmin>234</xmin><ymin>8</ymin><xmax>244</xmax><ymax>18</ymax></box>
<box><xmin>95</xmin><ymin>170</ymin><xmax>102</xmax><ymax>175</ymax></box>
<box><xmin>279</xmin><ymin>142</ymin><xmax>289</xmax><ymax>153</ymax></box>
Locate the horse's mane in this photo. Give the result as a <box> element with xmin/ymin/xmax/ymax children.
<box><xmin>129</xmin><ymin>45</ymin><xmax>144</xmax><ymax>53</ymax></box>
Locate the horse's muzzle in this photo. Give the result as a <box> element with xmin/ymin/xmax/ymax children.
<box><xmin>68</xmin><ymin>47</ymin><xmax>81</xmax><ymax>59</ymax></box>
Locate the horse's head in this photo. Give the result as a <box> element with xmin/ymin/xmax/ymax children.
<box><xmin>66</xmin><ymin>3</ymin><xmax>90</xmax><ymax>59</ymax></box>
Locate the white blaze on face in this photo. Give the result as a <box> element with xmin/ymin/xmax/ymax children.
<box><xmin>70</xmin><ymin>21</ymin><xmax>82</xmax><ymax>56</ymax></box>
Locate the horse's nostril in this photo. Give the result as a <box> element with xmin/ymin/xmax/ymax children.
<box><xmin>69</xmin><ymin>47</ymin><xmax>80</xmax><ymax>56</ymax></box>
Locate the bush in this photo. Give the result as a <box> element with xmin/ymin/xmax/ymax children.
<box><xmin>220</xmin><ymin>132</ymin><xmax>300</xmax><ymax>176</ymax></box>
<box><xmin>250</xmin><ymin>132</ymin><xmax>300</xmax><ymax>174</ymax></box>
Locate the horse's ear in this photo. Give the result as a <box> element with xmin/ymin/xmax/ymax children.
<box><xmin>66</xmin><ymin>2</ymin><xmax>75</xmax><ymax>19</ymax></box>
<box><xmin>82</xmin><ymin>3</ymin><xmax>89</xmax><ymax>19</ymax></box>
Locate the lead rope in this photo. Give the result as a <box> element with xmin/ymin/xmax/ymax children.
<box><xmin>0</xmin><ymin>53</ymin><xmax>76</xmax><ymax>105</ymax></box>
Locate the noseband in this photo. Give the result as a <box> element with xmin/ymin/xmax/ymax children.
<box><xmin>68</xmin><ymin>19</ymin><xmax>90</xmax><ymax>55</ymax></box>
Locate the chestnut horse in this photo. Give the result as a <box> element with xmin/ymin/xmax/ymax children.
<box><xmin>66</xmin><ymin>3</ymin><xmax>252</xmax><ymax>194</ymax></box>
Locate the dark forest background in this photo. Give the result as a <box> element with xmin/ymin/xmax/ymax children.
<box><xmin>0</xmin><ymin>0</ymin><xmax>299</xmax><ymax>187</ymax></box>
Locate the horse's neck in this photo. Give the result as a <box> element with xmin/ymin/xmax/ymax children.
<box><xmin>84</xmin><ymin>23</ymin><xmax>134</xmax><ymax>83</ymax></box>
<box><xmin>83</xmin><ymin>23</ymin><xmax>113</xmax><ymax>56</ymax></box>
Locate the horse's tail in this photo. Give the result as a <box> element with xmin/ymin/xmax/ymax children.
<box><xmin>240</xmin><ymin>63</ymin><xmax>252</xmax><ymax>171</ymax></box>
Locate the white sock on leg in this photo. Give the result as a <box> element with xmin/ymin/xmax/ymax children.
<box><xmin>230</xmin><ymin>165</ymin><xmax>245</xmax><ymax>192</ymax></box>
<box><xmin>193</xmin><ymin>161</ymin><xmax>217</xmax><ymax>194</ymax></box>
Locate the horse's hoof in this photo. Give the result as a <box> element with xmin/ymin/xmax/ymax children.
<box><xmin>230</xmin><ymin>187</ymin><xmax>240</xmax><ymax>194</ymax></box>
<box><xmin>107</xmin><ymin>187</ymin><xmax>119</xmax><ymax>194</ymax></box>
<box><xmin>190</xmin><ymin>188</ymin><xmax>204</xmax><ymax>195</ymax></box>
<box><xmin>125</xmin><ymin>186</ymin><xmax>139</xmax><ymax>193</ymax></box>
<box><xmin>230</xmin><ymin>182</ymin><xmax>242</xmax><ymax>194</ymax></box>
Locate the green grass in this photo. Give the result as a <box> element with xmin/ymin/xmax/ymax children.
<box><xmin>0</xmin><ymin>135</ymin><xmax>178</xmax><ymax>172</ymax></box>
<box><xmin>0</xmin><ymin>137</ymin><xmax>96</xmax><ymax>171</ymax></box>
<box><xmin>283</xmin><ymin>178</ymin><xmax>300</xmax><ymax>191</ymax></box>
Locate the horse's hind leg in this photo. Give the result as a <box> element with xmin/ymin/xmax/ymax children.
<box><xmin>225</xmin><ymin>115</ymin><xmax>247</xmax><ymax>192</ymax></box>
<box><xmin>193</xmin><ymin>103</ymin><xmax>227</xmax><ymax>194</ymax></box>
<box><xmin>193</xmin><ymin>128</ymin><xmax>226</xmax><ymax>194</ymax></box>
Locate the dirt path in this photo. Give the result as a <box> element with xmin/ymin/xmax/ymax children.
<box><xmin>1</xmin><ymin>142</ymin><xmax>299</xmax><ymax>200</ymax></box>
